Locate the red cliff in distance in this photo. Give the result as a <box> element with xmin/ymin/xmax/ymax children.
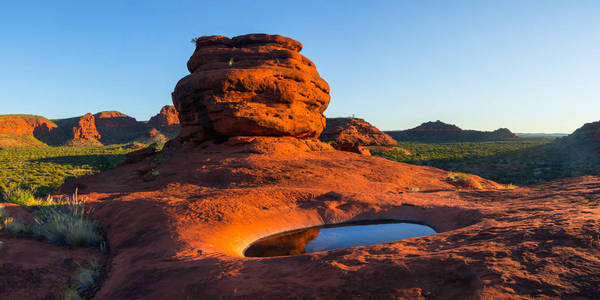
<box><xmin>148</xmin><ymin>105</ymin><xmax>180</xmax><ymax>132</ymax></box>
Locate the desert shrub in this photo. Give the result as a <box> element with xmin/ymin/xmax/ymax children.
<box><xmin>447</xmin><ymin>172</ymin><xmax>468</xmax><ymax>181</ymax></box>
<box><xmin>30</xmin><ymin>192</ymin><xmax>104</xmax><ymax>248</ymax></box>
<box><xmin>2</xmin><ymin>187</ymin><xmax>36</xmax><ymax>206</ymax></box>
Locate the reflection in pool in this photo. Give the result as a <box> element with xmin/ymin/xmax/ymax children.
<box><xmin>244</xmin><ymin>220</ymin><xmax>436</xmax><ymax>257</ymax></box>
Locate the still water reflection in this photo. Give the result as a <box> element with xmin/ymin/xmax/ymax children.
<box><xmin>245</xmin><ymin>220</ymin><xmax>436</xmax><ymax>257</ymax></box>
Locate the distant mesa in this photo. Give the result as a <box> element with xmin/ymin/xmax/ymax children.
<box><xmin>172</xmin><ymin>33</ymin><xmax>330</xmax><ymax>143</ymax></box>
<box><xmin>319</xmin><ymin>117</ymin><xmax>396</xmax><ymax>155</ymax></box>
<box><xmin>386</xmin><ymin>120</ymin><xmax>517</xmax><ymax>142</ymax></box>
<box><xmin>0</xmin><ymin>115</ymin><xmax>60</xmax><ymax>148</ymax></box>
<box><xmin>0</xmin><ymin>105</ymin><xmax>181</xmax><ymax>148</ymax></box>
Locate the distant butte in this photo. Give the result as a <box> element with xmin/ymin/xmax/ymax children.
<box><xmin>386</xmin><ymin>120</ymin><xmax>517</xmax><ymax>142</ymax></box>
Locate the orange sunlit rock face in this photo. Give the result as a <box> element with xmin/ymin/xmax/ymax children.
<box><xmin>172</xmin><ymin>34</ymin><xmax>330</xmax><ymax>143</ymax></box>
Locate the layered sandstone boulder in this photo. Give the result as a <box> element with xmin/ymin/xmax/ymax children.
<box><xmin>172</xmin><ymin>34</ymin><xmax>330</xmax><ymax>142</ymax></box>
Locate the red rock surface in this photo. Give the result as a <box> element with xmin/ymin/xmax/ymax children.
<box><xmin>47</xmin><ymin>139</ymin><xmax>600</xmax><ymax>299</ymax></box>
<box><xmin>148</xmin><ymin>105</ymin><xmax>180</xmax><ymax>131</ymax></box>
<box><xmin>320</xmin><ymin>117</ymin><xmax>396</xmax><ymax>154</ymax></box>
<box><xmin>172</xmin><ymin>34</ymin><xmax>330</xmax><ymax>142</ymax></box>
<box><xmin>0</xmin><ymin>115</ymin><xmax>58</xmax><ymax>136</ymax></box>
<box><xmin>320</xmin><ymin>117</ymin><xmax>397</xmax><ymax>146</ymax></box>
<box><xmin>0</xmin><ymin>233</ymin><xmax>102</xmax><ymax>299</ymax></box>
<box><xmin>68</xmin><ymin>113</ymin><xmax>102</xmax><ymax>146</ymax></box>
<box><xmin>0</xmin><ymin>114</ymin><xmax>62</xmax><ymax>147</ymax></box>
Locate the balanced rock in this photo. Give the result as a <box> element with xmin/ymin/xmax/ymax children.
<box><xmin>172</xmin><ymin>33</ymin><xmax>330</xmax><ymax>142</ymax></box>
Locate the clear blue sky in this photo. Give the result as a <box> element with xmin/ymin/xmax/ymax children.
<box><xmin>1</xmin><ymin>1</ymin><xmax>598</xmax><ymax>133</ymax></box>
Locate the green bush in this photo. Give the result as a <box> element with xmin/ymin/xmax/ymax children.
<box><xmin>2</xmin><ymin>187</ymin><xmax>36</xmax><ymax>206</ymax></box>
<box><xmin>31</xmin><ymin>209</ymin><xmax>103</xmax><ymax>247</ymax></box>
<box><xmin>30</xmin><ymin>191</ymin><xmax>104</xmax><ymax>248</ymax></box>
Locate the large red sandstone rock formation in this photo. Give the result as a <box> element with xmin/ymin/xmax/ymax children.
<box><xmin>172</xmin><ymin>34</ymin><xmax>330</xmax><ymax>142</ymax></box>
<box><xmin>68</xmin><ymin>113</ymin><xmax>102</xmax><ymax>146</ymax></box>
<box><xmin>148</xmin><ymin>105</ymin><xmax>180</xmax><ymax>131</ymax></box>
<box><xmin>0</xmin><ymin>115</ymin><xmax>61</xmax><ymax>147</ymax></box>
<box><xmin>0</xmin><ymin>115</ymin><xmax>57</xmax><ymax>136</ymax></box>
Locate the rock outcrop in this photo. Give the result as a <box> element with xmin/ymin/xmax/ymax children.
<box><xmin>67</xmin><ymin>113</ymin><xmax>102</xmax><ymax>146</ymax></box>
<box><xmin>386</xmin><ymin>120</ymin><xmax>517</xmax><ymax>142</ymax></box>
<box><xmin>172</xmin><ymin>34</ymin><xmax>330</xmax><ymax>143</ymax></box>
<box><xmin>93</xmin><ymin>111</ymin><xmax>146</xmax><ymax>144</ymax></box>
<box><xmin>320</xmin><ymin>117</ymin><xmax>396</xmax><ymax>154</ymax></box>
<box><xmin>148</xmin><ymin>105</ymin><xmax>180</xmax><ymax>132</ymax></box>
<box><xmin>0</xmin><ymin>106</ymin><xmax>182</xmax><ymax>147</ymax></box>
<box><xmin>0</xmin><ymin>115</ymin><xmax>58</xmax><ymax>136</ymax></box>
<box><xmin>0</xmin><ymin>115</ymin><xmax>61</xmax><ymax>147</ymax></box>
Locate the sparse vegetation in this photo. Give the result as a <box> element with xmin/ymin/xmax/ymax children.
<box><xmin>2</xmin><ymin>187</ymin><xmax>37</xmax><ymax>206</ymax></box>
<box><xmin>0</xmin><ymin>145</ymin><xmax>133</xmax><ymax>198</ymax></box>
<box><xmin>31</xmin><ymin>191</ymin><xmax>104</xmax><ymax>248</ymax></box>
<box><xmin>1</xmin><ymin>189</ymin><xmax>105</xmax><ymax>249</ymax></box>
<box><xmin>372</xmin><ymin>137</ymin><xmax>600</xmax><ymax>185</ymax></box>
